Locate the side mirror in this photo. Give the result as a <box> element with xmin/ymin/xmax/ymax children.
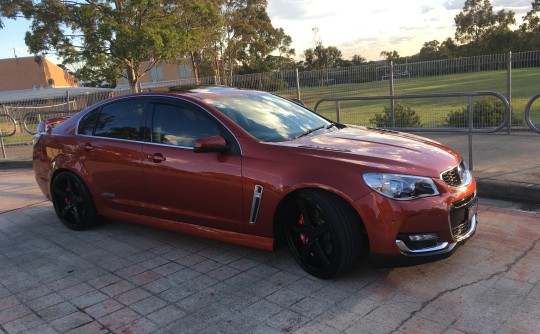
<box><xmin>193</xmin><ymin>135</ymin><xmax>230</xmax><ymax>154</ymax></box>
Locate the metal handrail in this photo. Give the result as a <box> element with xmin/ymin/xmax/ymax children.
<box><xmin>22</xmin><ymin>111</ymin><xmax>76</xmax><ymax>135</ymax></box>
<box><xmin>313</xmin><ymin>92</ymin><xmax>511</xmax><ymax>170</ymax></box>
<box><xmin>525</xmin><ymin>93</ymin><xmax>540</xmax><ymax>134</ymax></box>
<box><xmin>0</xmin><ymin>114</ymin><xmax>17</xmax><ymax>137</ymax></box>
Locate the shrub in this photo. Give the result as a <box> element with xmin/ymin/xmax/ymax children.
<box><xmin>370</xmin><ymin>101</ymin><xmax>421</xmax><ymax>128</ymax></box>
<box><xmin>444</xmin><ymin>97</ymin><xmax>522</xmax><ymax>127</ymax></box>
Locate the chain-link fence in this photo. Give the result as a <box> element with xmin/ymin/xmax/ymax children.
<box><xmin>2</xmin><ymin>50</ymin><xmax>540</xmax><ymax>158</ymax></box>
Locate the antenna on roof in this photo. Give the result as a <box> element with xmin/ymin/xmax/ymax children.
<box><xmin>13</xmin><ymin>48</ymin><xmax>18</xmax><ymax>64</ymax></box>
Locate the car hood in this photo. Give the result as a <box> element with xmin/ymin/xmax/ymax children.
<box><xmin>283</xmin><ymin>126</ymin><xmax>462</xmax><ymax>177</ymax></box>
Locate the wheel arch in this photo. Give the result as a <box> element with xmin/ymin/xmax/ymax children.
<box><xmin>272</xmin><ymin>187</ymin><xmax>367</xmax><ymax>249</ymax></box>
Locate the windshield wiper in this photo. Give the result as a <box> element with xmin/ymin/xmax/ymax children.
<box><xmin>326</xmin><ymin>123</ymin><xmax>337</xmax><ymax>130</ymax></box>
<box><xmin>295</xmin><ymin>125</ymin><xmax>325</xmax><ymax>139</ymax></box>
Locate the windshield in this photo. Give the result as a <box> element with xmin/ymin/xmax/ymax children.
<box><xmin>203</xmin><ymin>92</ymin><xmax>331</xmax><ymax>142</ymax></box>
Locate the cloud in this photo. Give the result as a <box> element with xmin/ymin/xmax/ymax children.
<box><xmin>492</xmin><ymin>0</ymin><xmax>530</xmax><ymax>7</ymax></box>
<box><xmin>442</xmin><ymin>1</ymin><xmax>463</xmax><ymax>10</ymax></box>
<box><xmin>421</xmin><ymin>5</ymin><xmax>436</xmax><ymax>14</ymax></box>
<box><xmin>267</xmin><ymin>0</ymin><xmax>340</xmax><ymax>21</ymax></box>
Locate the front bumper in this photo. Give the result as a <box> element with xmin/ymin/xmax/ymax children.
<box><xmin>395</xmin><ymin>192</ymin><xmax>478</xmax><ymax>257</ymax></box>
<box><xmin>355</xmin><ymin>179</ymin><xmax>478</xmax><ymax>264</ymax></box>
<box><xmin>395</xmin><ymin>212</ymin><xmax>476</xmax><ymax>256</ymax></box>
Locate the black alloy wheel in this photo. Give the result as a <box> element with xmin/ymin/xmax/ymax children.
<box><xmin>51</xmin><ymin>171</ymin><xmax>98</xmax><ymax>230</ymax></box>
<box><xmin>285</xmin><ymin>190</ymin><xmax>361</xmax><ymax>278</ymax></box>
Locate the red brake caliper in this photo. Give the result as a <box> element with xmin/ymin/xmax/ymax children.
<box><xmin>64</xmin><ymin>185</ymin><xmax>70</xmax><ymax>204</ymax></box>
<box><xmin>299</xmin><ymin>215</ymin><xmax>307</xmax><ymax>245</ymax></box>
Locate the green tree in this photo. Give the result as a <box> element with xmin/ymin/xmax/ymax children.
<box><xmin>518</xmin><ymin>0</ymin><xmax>540</xmax><ymax>50</ymax></box>
<box><xmin>454</xmin><ymin>0</ymin><xmax>515</xmax><ymax>53</ymax></box>
<box><xmin>370</xmin><ymin>102</ymin><xmax>421</xmax><ymax>128</ymax></box>
<box><xmin>439</xmin><ymin>38</ymin><xmax>460</xmax><ymax>58</ymax></box>
<box><xmin>482</xmin><ymin>10</ymin><xmax>517</xmax><ymax>53</ymax></box>
<box><xmin>380</xmin><ymin>50</ymin><xmax>400</xmax><ymax>62</ymax></box>
<box><xmin>351</xmin><ymin>54</ymin><xmax>366</xmax><ymax>66</ymax></box>
<box><xmin>302</xmin><ymin>44</ymin><xmax>343</xmax><ymax>70</ymax></box>
<box><xmin>221</xmin><ymin>0</ymin><xmax>290</xmax><ymax>79</ymax></box>
<box><xmin>417</xmin><ymin>40</ymin><xmax>441</xmax><ymax>61</ymax></box>
<box><xmin>0</xmin><ymin>0</ymin><xmax>32</xmax><ymax>29</ymax></box>
<box><xmin>177</xmin><ymin>0</ymin><xmax>222</xmax><ymax>83</ymax></box>
<box><xmin>455</xmin><ymin>0</ymin><xmax>496</xmax><ymax>46</ymax></box>
<box><xmin>24</xmin><ymin>0</ymin><xmax>195</xmax><ymax>92</ymax></box>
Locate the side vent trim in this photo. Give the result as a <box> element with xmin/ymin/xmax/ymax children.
<box><xmin>249</xmin><ymin>185</ymin><xmax>264</xmax><ymax>224</ymax></box>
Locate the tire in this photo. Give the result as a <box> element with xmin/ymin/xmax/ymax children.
<box><xmin>51</xmin><ymin>171</ymin><xmax>99</xmax><ymax>230</ymax></box>
<box><xmin>285</xmin><ymin>190</ymin><xmax>362</xmax><ymax>278</ymax></box>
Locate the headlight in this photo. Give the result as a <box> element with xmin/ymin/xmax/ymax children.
<box><xmin>363</xmin><ymin>173</ymin><xmax>440</xmax><ymax>200</ymax></box>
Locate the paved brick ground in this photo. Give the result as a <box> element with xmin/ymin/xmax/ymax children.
<box><xmin>0</xmin><ymin>170</ymin><xmax>539</xmax><ymax>333</ymax></box>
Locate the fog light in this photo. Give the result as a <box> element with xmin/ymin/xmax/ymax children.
<box><xmin>409</xmin><ymin>233</ymin><xmax>438</xmax><ymax>242</ymax></box>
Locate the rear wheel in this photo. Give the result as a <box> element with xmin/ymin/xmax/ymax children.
<box><xmin>285</xmin><ymin>190</ymin><xmax>362</xmax><ymax>278</ymax></box>
<box><xmin>51</xmin><ymin>171</ymin><xmax>99</xmax><ymax>230</ymax></box>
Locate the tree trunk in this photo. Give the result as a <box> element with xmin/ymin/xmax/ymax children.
<box><xmin>190</xmin><ymin>50</ymin><xmax>200</xmax><ymax>85</ymax></box>
<box><xmin>213</xmin><ymin>54</ymin><xmax>221</xmax><ymax>85</ymax></box>
<box><xmin>221</xmin><ymin>43</ymin><xmax>227</xmax><ymax>86</ymax></box>
<box><xmin>126</xmin><ymin>64</ymin><xmax>140</xmax><ymax>93</ymax></box>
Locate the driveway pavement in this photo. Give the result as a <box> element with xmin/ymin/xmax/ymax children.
<box><xmin>0</xmin><ymin>169</ymin><xmax>539</xmax><ymax>334</ymax></box>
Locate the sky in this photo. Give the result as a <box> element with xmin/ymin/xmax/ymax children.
<box><xmin>0</xmin><ymin>0</ymin><xmax>534</xmax><ymax>63</ymax></box>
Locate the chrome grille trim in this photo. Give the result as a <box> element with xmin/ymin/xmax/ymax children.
<box><xmin>441</xmin><ymin>160</ymin><xmax>471</xmax><ymax>187</ymax></box>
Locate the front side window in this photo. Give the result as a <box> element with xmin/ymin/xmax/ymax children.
<box><xmin>151</xmin><ymin>103</ymin><xmax>220</xmax><ymax>147</ymax></box>
<box><xmin>94</xmin><ymin>100</ymin><xmax>145</xmax><ymax>140</ymax></box>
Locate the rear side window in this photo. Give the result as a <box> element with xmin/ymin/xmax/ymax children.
<box><xmin>94</xmin><ymin>100</ymin><xmax>145</xmax><ymax>140</ymax></box>
<box><xmin>78</xmin><ymin>108</ymin><xmax>99</xmax><ymax>135</ymax></box>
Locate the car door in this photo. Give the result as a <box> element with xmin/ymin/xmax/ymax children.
<box><xmin>141</xmin><ymin>98</ymin><xmax>244</xmax><ymax>232</ymax></box>
<box><xmin>76</xmin><ymin>98</ymin><xmax>147</xmax><ymax>215</ymax></box>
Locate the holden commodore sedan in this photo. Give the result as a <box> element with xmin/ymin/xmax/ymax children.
<box><xmin>33</xmin><ymin>86</ymin><xmax>477</xmax><ymax>278</ymax></box>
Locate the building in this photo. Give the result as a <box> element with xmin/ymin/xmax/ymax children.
<box><xmin>115</xmin><ymin>60</ymin><xmax>195</xmax><ymax>91</ymax></box>
<box><xmin>0</xmin><ymin>56</ymin><xmax>78</xmax><ymax>92</ymax></box>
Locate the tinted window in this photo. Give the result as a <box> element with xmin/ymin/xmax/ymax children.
<box><xmin>94</xmin><ymin>100</ymin><xmax>145</xmax><ymax>140</ymax></box>
<box><xmin>152</xmin><ymin>103</ymin><xmax>220</xmax><ymax>147</ymax></box>
<box><xmin>78</xmin><ymin>108</ymin><xmax>99</xmax><ymax>135</ymax></box>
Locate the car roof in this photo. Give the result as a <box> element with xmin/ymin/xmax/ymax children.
<box><xmin>166</xmin><ymin>86</ymin><xmax>263</xmax><ymax>100</ymax></box>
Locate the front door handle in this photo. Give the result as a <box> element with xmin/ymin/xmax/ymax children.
<box><xmin>148</xmin><ymin>153</ymin><xmax>166</xmax><ymax>163</ymax></box>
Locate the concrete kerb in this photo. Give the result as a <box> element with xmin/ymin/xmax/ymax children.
<box><xmin>3</xmin><ymin>160</ymin><xmax>540</xmax><ymax>205</ymax></box>
<box><xmin>476</xmin><ymin>178</ymin><xmax>540</xmax><ymax>204</ymax></box>
<box><xmin>0</xmin><ymin>160</ymin><xmax>32</xmax><ymax>170</ymax></box>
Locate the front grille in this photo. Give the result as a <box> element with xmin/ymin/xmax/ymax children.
<box><xmin>449</xmin><ymin>194</ymin><xmax>477</xmax><ymax>239</ymax></box>
<box><xmin>442</xmin><ymin>161</ymin><xmax>470</xmax><ymax>187</ymax></box>
<box><xmin>442</xmin><ymin>167</ymin><xmax>461</xmax><ymax>186</ymax></box>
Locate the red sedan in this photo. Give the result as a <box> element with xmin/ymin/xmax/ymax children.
<box><xmin>33</xmin><ymin>87</ymin><xmax>477</xmax><ymax>278</ymax></box>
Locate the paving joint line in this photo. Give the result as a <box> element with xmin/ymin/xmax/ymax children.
<box><xmin>391</xmin><ymin>238</ymin><xmax>540</xmax><ymax>332</ymax></box>
<box><xmin>0</xmin><ymin>200</ymin><xmax>49</xmax><ymax>215</ymax></box>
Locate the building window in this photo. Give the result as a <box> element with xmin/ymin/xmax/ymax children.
<box><xmin>150</xmin><ymin>65</ymin><xmax>163</xmax><ymax>82</ymax></box>
<box><xmin>178</xmin><ymin>64</ymin><xmax>191</xmax><ymax>78</ymax></box>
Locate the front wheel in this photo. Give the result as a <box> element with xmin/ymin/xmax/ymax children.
<box><xmin>285</xmin><ymin>190</ymin><xmax>362</xmax><ymax>278</ymax></box>
<box><xmin>51</xmin><ymin>171</ymin><xmax>99</xmax><ymax>230</ymax></box>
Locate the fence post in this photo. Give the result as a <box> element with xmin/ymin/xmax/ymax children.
<box><xmin>295</xmin><ymin>68</ymin><xmax>301</xmax><ymax>101</ymax></box>
<box><xmin>389</xmin><ymin>61</ymin><xmax>395</xmax><ymax>127</ymax></box>
<box><xmin>0</xmin><ymin>129</ymin><xmax>6</xmax><ymax>160</ymax></box>
<box><xmin>468</xmin><ymin>95</ymin><xmax>474</xmax><ymax>171</ymax></box>
<box><xmin>506</xmin><ymin>51</ymin><xmax>512</xmax><ymax>134</ymax></box>
<box><xmin>66</xmin><ymin>91</ymin><xmax>70</xmax><ymax>113</ymax></box>
<box><xmin>335</xmin><ymin>100</ymin><xmax>341</xmax><ymax>123</ymax></box>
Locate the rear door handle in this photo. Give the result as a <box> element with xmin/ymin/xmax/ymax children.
<box><xmin>81</xmin><ymin>143</ymin><xmax>93</xmax><ymax>151</ymax></box>
<box><xmin>148</xmin><ymin>153</ymin><xmax>166</xmax><ymax>163</ymax></box>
